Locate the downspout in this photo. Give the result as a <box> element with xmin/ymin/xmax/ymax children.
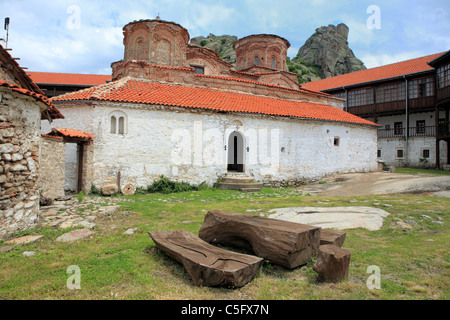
<box><xmin>343</xmin><ymin>86</ymin><xmax>348</xmax><ymax>112</ymax></box>
<box><xmin>404</xmin><ymin>76</ymin><xmax>409</xmax><ymax>166</ymax></box>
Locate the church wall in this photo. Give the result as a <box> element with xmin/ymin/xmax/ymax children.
<box><xmin>47</xmin><ymin>102</ymin><xmax>377</xmax><ymax>191</ymax></box>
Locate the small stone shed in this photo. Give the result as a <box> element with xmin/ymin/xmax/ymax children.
<box><xmin>0</xmin><ymin>45</ymin><xmax>64</xmax><ymax>239</ymax></box>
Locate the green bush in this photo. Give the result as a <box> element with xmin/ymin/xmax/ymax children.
<box><xmin>147</xmin><ymin>176</ymin><xmax>208</xmax><ymax>194</ymax></box>
<box><xmin>200</xmin><ymin>40</ymin><xmax>208</xmax><ymax>46</ymax></box>
<box><xmin>77</xmin><ymin>191</ymin><xmax>85</xmax><ymax>202</ymax></box>
<box><xmin>89</xmin><ymin>184</ymin><xmax>102</xmax><ymax>196</ymax></box>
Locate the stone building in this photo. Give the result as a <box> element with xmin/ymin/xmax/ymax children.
<box><xmin>303</xmin><ymin>51</ymin><xmax>450</xmax><ymax>169</ymax></box>
<box><xmin>0</xmin><ymin>45</ymin><xmax>64</xmax><ymax>239</ymax></box>
<box><xmin>43</xmin><ymin>18</ymin><xmax>379</xmax><ymax>192</ymax></box>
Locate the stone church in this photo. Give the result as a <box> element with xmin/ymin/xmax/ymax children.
<box><xmin>43</xmin><ymin>18</ymin><xmax>379</xmax><ymax>194</ymax></box>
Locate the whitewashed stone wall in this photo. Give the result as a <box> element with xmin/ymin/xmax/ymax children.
<box><xmin>46</xmin><ymin>101</ymin><xmax>378</xmax><ymax>190</ymax></box>
<box><xmin>0</xmin><ymin>88</ymin><xmax>42</xmax><ymax>239</ymax></box>
<box><xmin>373</xmin><ymin>112</ymin><xmax>446</xmax><ymax>167</ymax></box>
<box><xmin>39</xmin><ymin>136</ymin><xmax>65</xmax><ymax>199</ymax></box>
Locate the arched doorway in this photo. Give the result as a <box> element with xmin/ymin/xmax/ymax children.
<box><xmin>227</xmin><ymin>131</ymin><xmax>244</xmax><ymax>172</ymax></box>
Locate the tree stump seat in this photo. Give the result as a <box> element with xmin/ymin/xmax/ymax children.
<box><xmin>148</xmin><ymin>230</ymin><xmax>263</xmax><ymax>287</ymax></box>
<box><xmin>312</xmin><ymin>244</ymin><xmax>351</xmax><ymax>283</ymax></box>
<box><xmin>198</xmin><ymin>210</ymin><xmax>321</xmax><ymax>269</ymax></box>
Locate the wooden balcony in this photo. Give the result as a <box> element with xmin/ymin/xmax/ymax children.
<box><xmin>437</xmin><ymin>86</ymin><xmax>450</xmax><ymax>102</ymax></box>
<box><xmin>347</xmin><ymin>97</ymin><xmax>435</xmax><ymax>118</ymax></box>
<box><xmin>438</xmin><ymin>121</ymin><xmax>450</xmax><ymax>139</ymax></box>
<box><xmin>378</xmin><ymin>126</ymin><xmax>436</xmax><ymax>139</ymax></box>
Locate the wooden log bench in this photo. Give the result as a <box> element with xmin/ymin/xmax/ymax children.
<box><xmin>320</xmin><ymin>229</ymin><xmax>346</xmax><ymax>247</ymax></box>
<box><xmin>198</xmin><ymin>210</ymin><xmax>321</xmax><ymax>269</ymax></box>
<box><xmin>148</xmin><ymin>230</ymin><xmax>263</xmax><ymax>287</ymax></box>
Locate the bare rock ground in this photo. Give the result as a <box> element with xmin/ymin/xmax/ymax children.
<box><xmin>298</xmin><ymin>172</ymin><xmax>450</xmax><ymax>197</ymax></box>
<box><xmin>269</xmin><ymin>171</ymin><xmax>450</xmax><ymax>230</ymax></box>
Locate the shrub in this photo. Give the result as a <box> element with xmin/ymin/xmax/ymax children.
<box><xmin>77</xmin><ymin>191</ymin><xmax>85</xmax><ymax>202</ymax></box>
<box><xmin>147</xmin><ymin>176</ymin><xmax>208</xmax><ymax>194</ymax></box>
<box><xmin>89</xmin><ymin>184</ymin><xmax>102</xmax><ymax>196</ymax></box>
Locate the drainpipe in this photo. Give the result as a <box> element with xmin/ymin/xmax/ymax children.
<box><xmin>343</xmin><ymin>86</ymin><xmax>348</xmax><ymax>112</ymax></box>
<box><xmin>404</xmin><ymin>76</ymin><xmax>409</xmax><ymax>166</ymax></box>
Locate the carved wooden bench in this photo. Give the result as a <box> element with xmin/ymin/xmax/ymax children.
<box><xmin>198</xmin><ymin>210</ymin><xmax>322</xmax><ymax>269</ymax></box>
<box><xmin>148</xmin><ymin>229</ymin><xmax>263</xmax><ymax>287</ymax></box>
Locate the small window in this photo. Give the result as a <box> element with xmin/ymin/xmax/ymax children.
<box><xmin>118</xmin><ymin>117</ymin><xmax>125</xmax><ymax>135</ymax></box>
<box><xmin>271</xmin><ymin>58</ymin><xmax>275</xmax><ymax>69</ymax></box>
<box><xmin>193</xmin><ymin>66</ymin><xmax>204</xmax><ymax>75</ymax></box>
<box><xmin>109</xmin><ymin>111</ymin><xmax>127</xmax><ymax>135</ymax></box>
<box><xmin>254</xmin><ymin>56</ymin><xmax>259</xmax><ymax>66</ymax></box>
<box><xmin>334</xmin><ymin>137</ymin><xmax>340</xmax><ymax>146</ymax></box>
<box><xmin>377</xmin><ymin>150</ymin><xmax>382</xmax><ymax>158</ymax></box>
<box><xmin>418</xmin><ymin>80</ymin><xmax>426</xmax><ymax>97</ymax></box>
<box><xmin>110</xmin><ymin>116</ymin><xmax>117</xmax><ymax>134</ymax></box>
<box><xmin>416</xmin><ymin>120</ymin><xmax>426</xmax><ymax>134</ymax></box>
<box><xmin>422</xmin><ymin>149</ymin><xmax>430</xmax><ymax>158</ymax></box>
<box><xmin>396</xmin><ymin>149</ymin><xmax>404</xmax><ymax>159</ymax></box>
<box><xmin>394</xmin><ymin>122</ymin><xmax>403</xmax><ymax>135</ymax></box>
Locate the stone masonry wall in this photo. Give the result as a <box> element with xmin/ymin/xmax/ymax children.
<box><xmin>44</xmin><ymin>101</ymin><xmax>378</xmax><ymax>190</ymax></box>
<box><xmin>0</xmin><ymin>87</ymin><xmax>42</xmax><ymax>240</ymax></box>
<box><xmin>39</xmin><ymin>135</ymin><xmax>65</xmax><ymax>199</ymax></box>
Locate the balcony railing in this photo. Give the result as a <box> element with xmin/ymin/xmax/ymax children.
<box><xmin>378</xmin><ymin>126</ymin><xmax>436</xmax><ymax>139</ymax></box>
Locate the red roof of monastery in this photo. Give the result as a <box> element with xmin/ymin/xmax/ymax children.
<box><xmin>28</xmin><ymin>71</ymin><xmax>112</xmax><ymax>86</ymax></box>
<box><xmin>0</xmin><ymin>80</ymin><xmax>64</xmax><ymax>119</ymax></box>
<box><xmin>46</xmin><ymin>127</ymin><xmax>95</xmax><ymax>140</ymax></box>
<box><xmin>302</xmin><ymin>52</ymin><xmax>445</xmax><ymax>92</ymax></box>
<box><xmin>52</xmin><ymin>77</ymin><xmax>377</xmax><ymax>127</ymax></box>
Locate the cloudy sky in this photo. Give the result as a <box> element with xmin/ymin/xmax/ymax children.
<box><xmin>1</xmin><ymin>0</ymin><xmax>449</xmax><ymax>75</ymax></box>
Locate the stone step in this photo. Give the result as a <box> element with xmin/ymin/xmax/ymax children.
<box><xmin>221</xmin><ymin>176</ymin><xmax>256</xmax><ymax>184</ymax></box>
<box><xmin>217</xmin><ymin>182</ymin><xmax>264</xmax><ymax>191</ymax></box>
<box><xmin>239</xmin><ymin>188</ymin><xmax>262</xmax><ymax>192</ymax></box>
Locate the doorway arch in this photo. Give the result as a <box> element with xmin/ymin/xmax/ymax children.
<box><xmin>227</xmin><ymin>131</ymin><xmax>244</xmax><ymax>172</ymax></box>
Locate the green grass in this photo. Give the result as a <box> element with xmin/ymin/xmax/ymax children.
<box><xmin>0</xmin><ymin>187</ymin><xmax>449</xmax><ymax>300</ymax></box>
<box><xmin>395</xmin><ymin>167</ymin><xmax>450</xmax><ymax>176</ymax></box>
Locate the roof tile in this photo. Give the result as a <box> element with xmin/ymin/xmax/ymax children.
<box><xmin>302</xmin><ymin>52</ymin><xmax>444</xmax><ymax>92</ymax></box>
<box><xmin>53</xmin><ymin>77</ymin><xmax>377</xmax><ymax>126</ymax></box>
<box><xmin>0</xmin><ymin>80</ymin><xmax>64</xmax><ymax>119</ymax></box>
<box><xmin>47</xmin><ymin>127</ymin><xmax>95</xmax><ymax>140</ymax></box>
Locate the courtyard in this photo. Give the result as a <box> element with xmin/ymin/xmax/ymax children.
<box><xmin>0</xmin><ymin>170</ymin><xmax>449</xmax><ymax>300</ymax></box>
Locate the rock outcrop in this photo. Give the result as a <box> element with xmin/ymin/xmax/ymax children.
<box><xmin>190</xmin><ymin>23</ymin><xmax>366</xmax><ymax>84</ymax></box>
<box><xmin>295</xmin><ymin>23</ymin><xmax>366</xmax><ymax>80</ymax></box>
<box><xmin>190</xmin><ymin>34</ymin><xmax>238</xmax><ymax>65</ymax></box>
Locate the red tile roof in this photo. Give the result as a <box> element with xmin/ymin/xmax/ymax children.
<box><xmin>28</xmin><ymin>72</ymin><xmax>112</xmax><ymax>86</ymax></box>
<box><xmin>0</xmin><ymin>80</ymin><xmax>64</xmax><ymax>119</ymax></box>
<box><xmin>52</xmin><ymin>77</ymin><xmax>377</xmax><ymax>127</ymax></box>
<box><xmin>46</xmin><ymin>127</ymin><xmax>95</xmax><ymax>140</ymax></box>
<box><xmin>302</xmin><ymin>52</ymin><xmax>444</xmax><ymax>92</ymax></box>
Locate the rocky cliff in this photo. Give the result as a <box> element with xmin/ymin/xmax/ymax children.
<box><xmin>190</xmin><ymin>34</ymin><xmax>238</xmax><ymax>65</ymax></box>
<box><xmin>294</xmin><ymin>23</ymin><xmax>366</xmax><ymax>82</ymax></box>
<box><xmin>189</xmin><ymin>23</ymin><xmax>366</xmax><ymax>84</ymax></box>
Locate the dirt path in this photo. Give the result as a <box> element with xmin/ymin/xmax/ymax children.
<box><xmin>298</xmin><ymin>172</ymin><xmax>450</xmax><ymax>197</ymax></box>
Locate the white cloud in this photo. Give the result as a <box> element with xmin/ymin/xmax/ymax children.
<box><xmin>1</xmin><ymin>0</ymin><xmax>448</xmax><ymax>74</ymax></box>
